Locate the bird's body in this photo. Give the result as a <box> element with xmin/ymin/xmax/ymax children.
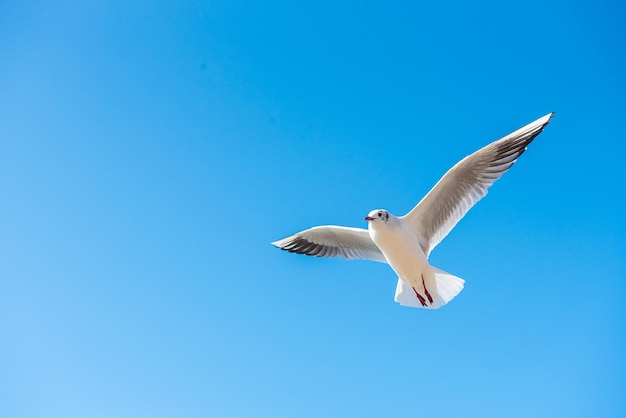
<box><xmin>272</xmin><ymin>113</ymin><xmax>554</xmax><ymax>309</ymax></box>
<box><xmin>369</xmin><ymin>213</ymin><xmax>430</xmax><ymax>289</ymax></box>
<box><xmin>367</xmin><ymin>213</ymin><xmax>437</xmax><ymax>307</ymax></box>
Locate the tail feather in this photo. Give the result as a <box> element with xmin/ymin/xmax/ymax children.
<box><xmin>431</xmin><ymin>266</ymin><xmax>465</xmax><ymax>307</ymax></box>
<box><xmin>394</xmin><ymin>267</ymin><xmax>465</xmax><ymax>309</ymax></box>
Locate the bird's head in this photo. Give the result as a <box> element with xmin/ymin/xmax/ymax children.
<box><xmin>365</xmin><ymin>209</ymin><xmax>389</xmax><ymax>223</ymax></box>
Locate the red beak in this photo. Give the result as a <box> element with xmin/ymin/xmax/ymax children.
<box><xmin>364</xmin><ymin>216</ymin><xmax>375</xmax><ymax>221</ymax></box>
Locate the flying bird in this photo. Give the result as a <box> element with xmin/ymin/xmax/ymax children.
<box><xmin>272</xmin><ymin>113</ymin><xmax>554</xmax><ymax>309</ymax></box>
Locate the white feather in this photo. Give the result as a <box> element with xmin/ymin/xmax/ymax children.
<box><xmin>272</xmin><ymin>114</ymin><xmax>553</xmax><ymax>308</ymax></box>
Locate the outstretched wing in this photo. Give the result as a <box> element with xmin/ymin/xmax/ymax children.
<box><xmin>272</xmin><ymin>225</ymin><xmax>387</xmax><ymax>263</ymax></box>
<box><xmin>403</xmin><ymin>113</ymin><xmax>554</xmax><ymax>257</ymax></box>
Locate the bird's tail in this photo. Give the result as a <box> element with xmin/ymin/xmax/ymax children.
<box><xmin>394</xmin><ymin>267</ymin><xmax>465</xmax><ymax>309</ymax></box>
<box><xmin>431</xmin><ymin>266</ymin><xmax>465</xmax><ymax>307</ymax></box>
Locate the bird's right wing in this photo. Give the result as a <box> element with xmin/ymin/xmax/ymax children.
<box><xmin>272</xmin><ymin>225</ymin><xmax>387</xmax><ymax>263</ymax></box>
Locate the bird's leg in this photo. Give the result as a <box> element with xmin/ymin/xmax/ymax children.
<box><xmin>412</xmin><ymin>287</ymin><xmax>428</xmax><ymax>307</ymax></box>
<box><xmin>422</xmin><ymin>275</ymin><xmax>434</xmax><ymax>305</ymax></box>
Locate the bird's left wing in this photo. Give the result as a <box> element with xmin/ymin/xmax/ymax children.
<box><xmin>402</xmin><ymin>113</ymin><xmax>553</xmax><ymax>257</ymax></box>
<box><xmin>272</xmin><ymin>225</ymin><xmax>387</xmax><ymax>263</ymax></box>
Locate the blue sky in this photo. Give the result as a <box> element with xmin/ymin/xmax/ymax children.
<box><xmin>1</xmin><ymin>1</ymin><xmax>625</xmax><ymax>417</ymax></box>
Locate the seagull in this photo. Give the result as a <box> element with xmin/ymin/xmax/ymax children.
<box><xmin>272</xmin><ymin>113</ymin><xmax>554</xmax><ymax>309</ymax></box>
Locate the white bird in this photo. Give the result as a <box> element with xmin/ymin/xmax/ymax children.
<box><xmin>272</xmin><ymin>113</ymin><xmax>554</xmax><ymax>309</ymax></box>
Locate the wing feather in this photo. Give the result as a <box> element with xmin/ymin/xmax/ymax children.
<box><xmin>272</xmin><ymin>225</ymin><xmax>387</xmax><ymax>263</ymax></box>
<box><xmin>402</xmin><ymin>113</ymin><xmax>554</xmax><ymax>256</ymax></box>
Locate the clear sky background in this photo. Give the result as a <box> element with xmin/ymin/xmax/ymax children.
<box><xmin>1</xmin><ymin>1</ymin><xmax>625</xmax><ymax>417</ymax></box>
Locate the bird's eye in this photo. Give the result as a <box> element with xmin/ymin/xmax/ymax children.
<box><xmin>378</xmin><ymin>211</ymin><xmax>382</xmax><ymax>217</ymax></box>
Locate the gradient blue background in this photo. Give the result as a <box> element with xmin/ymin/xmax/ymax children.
<box><xmin>1</xmin><ymin>1</ymin><xmax>625</xmax><ymax>417</ymax></box>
